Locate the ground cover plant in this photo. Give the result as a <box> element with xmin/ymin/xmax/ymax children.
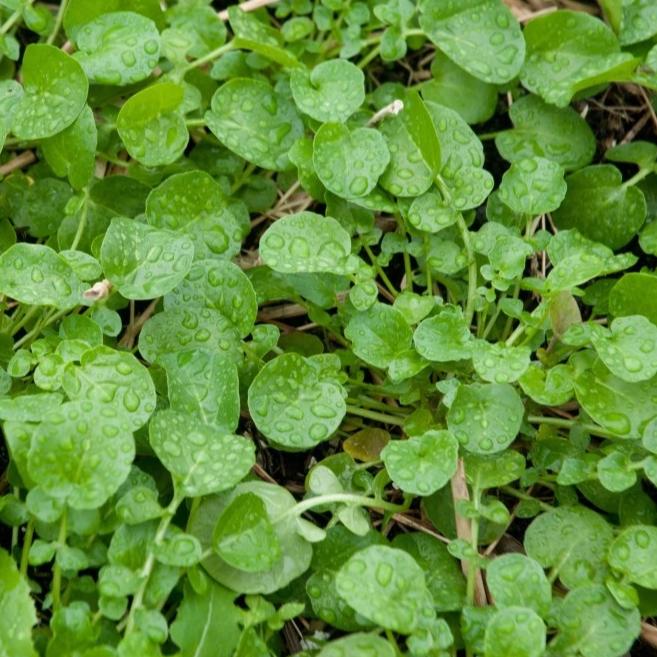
<box><xmin>2</xmin><ymin>0</ymin><xmax>657</xmax><ymax>655</ymax></box>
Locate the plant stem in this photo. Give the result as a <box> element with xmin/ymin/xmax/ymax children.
<box><xmin>363</xmin><ymin>244</ymin><xmax>398</xmax><ymax>297</ymax></box>
<box><xmin>357</xmin><ymin>44</ymin><xmax>380</xmax><ymax>69</ymax></box>
<box><xmin>52</xmin><ymin>507</ymin><xmax>68</xmax><ymax>611</ymax></box>
<box><xmin>70</xmin><ymin>189</ymin><xmax>90</xmax><ymax>251</ymax></box>
<box><xmin>477</xmin><ymin>130</ymin><xmax>503</xmax><ymax>141</ymax></box>
<box><xmin>0</xmin><ymin>7</ymin><xmax>21</xmax><ymax>35</ymax></box>
<box><xmin>181</xmin><ymin>41</ymin><xmax>234</xmax><ymax>73</ymax></box>
<box><xmin>622</xmin><ymin>166</ymin><xmax>654</xmax><ymax>189</ymax></box>
<box><xmin>527</xmin><ymin>414</ymin><xmax>622</xmax><ymax>439</ymax></box>
<box><xmin>501</xmin><ymin>486</ymin><xmax>554</xmax><ymax>512</ymax></box>
<box><xmin>10</xmin><ymin>305</ymin><xmax>39</xmax><ymax>336</ymax></box>
<box><xmin>13</xmin><ymin>308</ymin><xmax>69</xmax><ymax>350</ymax></box>
<box><xmin>457</xmin><ymin>214</ymin><xmax>477</xmax><ymax>326</ymax></box>
<box><xmin>423</xmin><ymin>233</ymin><xmax>433</xmax><ymax>295</ymax></box>
<box><xmin>465</xmin><ymin>485</ymin><xmax>481</xmax><ymax>606</ymax></box>
<box><xmin>46</xmin><ymin>0</ymin><xmax>68</xmax><ymax>45</ymax></box>
<box><xmin>346</xmin><ymin>404</ymin><xmax>406</xmax><ymax>426</ymax></box>
<box><xmin>20</xmin><ymin>520</ymin><xmax>34</xmax><ymax>576</ymax></box>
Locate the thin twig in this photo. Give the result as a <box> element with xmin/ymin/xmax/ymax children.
<box><xmin>0</xmin><ymin>151</ymin><xmax>35</xmax><ymax>176</ymax></box>
<box><xmin>641</xmin><ymin>622</ymin><xmax>657</xmax><ymax>649</ymax></box>
<box><xmin>119</xmin><ymin>299</ymin><xmax>158</xmax><ymax>349</ymax></box>
<box><xmin>218</xmin><ymin>0</ymin><xmax>279</xmax><ymax>20</ymax></box>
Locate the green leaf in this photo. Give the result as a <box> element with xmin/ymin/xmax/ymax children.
<box><xmin>407</xmin><ymin>190</ymin><xmax>459</xmax><ymax>233</ymax></box>
<box><xmin>138</xmin><ymin>307</ymin><xmax>241</xmax><ymax>364</ymax></box>
<box><xmin>0</xmin><ymin>80</ymin><xmax>23</xmax><ymax>151</ymax></box>
<box><xmin>63</xmin><ymin>0</ymin><xmax>165</xmax><ymax>39</ymax></box>
<box><xmin>573</xmin><ymin>359</ymin><xmax>657</xmax><ymax>438</ymax></box>
<box><xmin>318</xmin><ymin>634</ymin><xmax>395</xmax><ymax>657</ymax></box>
<box><xmin>259</xmin><ymin>211</ymin><xmax>356</xmax><ymax>275</ymax></box>
<box><xmin>419</xmin><ymin>0</ymin><xmax>525</xmax><ymax>84</ymax></box>
<box><xmin>149</xmin><ymin>409</ymin><xmax>254</xmax><ymax>497</ymax></box>
<box><xmin>421</xmin><ymin>51</ymin><xmax>497</xmax><ymax>125</ymax></box>
<box><xmin>392</xmin><ymin>532</ymin><xmax>466</xmax><ymax>612</ymax></box>
<box><xmin>471</xmin><ymin>341</ymin><xmax>531</xmax><ymax>383</ymax></box>
<box><xmin>27</xmin><ymin>400</ymin><xmax>134</xmax><ymax>509</ymax></box>
<box><xmin>486</xmin><ymin>554</ymin><xmax>551</xmax><ymax>615</ymax></box>
<box><xmin>495</xmin><ymin>94</ymin><xmax>596</xmax><ymax>171</ymax></box>
<box><xmin>335</xmin><ymin>545</ymin><xmax>434</xmax><ymax>634</ymax></box>
<box><xmin>447</xmin><ymin>383</ymin><xmax>524</xmax><ymax>454</ymax></box>
<box><xmin>313</xmin><ymin>122</ymin><xmax>390</xmax><ymax>199</ymax></box>
<box><xmin>61</xmin><ymin>345</ymin><xmax>156</xmax><ymax>431</ymax></box>
<box><xmin>100</xmin><ymin>217</ymin><xmax>194</xmax><ymax>300</ymax></box>
<box><xmin>145</xmin><ymin>171</ymin><xmax>245</xmax><ymax>260</ymax></box>
<box><xmin>484</xmin><ymin>607</ymin><xmax>545</xmax><ymax>657</ymax></box>
<box><xmin>290</xmin><ymin>60</ymin><xmax>365</xmax><ymax>123</ymax></box>
<box><xmin>0</xmin><ymin>243</ymin><xmax>83</xmax><ymax>309</ymax></box>
<box><xmin>164</xmin><ymin>260</ymin><xmax>256</xmax><ymax>338</ymax></box>
<box><xmin>0</xmin><ymin>393</ymin><xmax>63</xmax><ymax>422</ymax></box>
<box><xmin>414</xmin><ymin>305</ymin><xmax>472</xmax><ymax>362</ymax></box>
<box><xmin>205</xmin><ymin>78</ymin><xmax>303</xmax><ymax>171</ymax></box>
<box><xmin>608</xmin><ymin>525</ymin><xmax>657</xmax><ymax>588</ymax></box>
<box><xmin>498</xmin><ymin>157</ymin><xmax>567</xmax><ymax>216</ymax></box>
<box><xmin>189</xmin><ymin>481</ymin><xmax>312</xmax><ymax>594</ymax></box>
<box><xmin>382</xmin><ymin>430</ymin><xmax>458</xmax><ymax>496</ymax></box>
<box><xmin>610</xmin><ymin>272</ymin><xmax>657</xmax><ymax>325</ymax></box>
<box><xmin>521</xmin><ymin>10</ymin><xmax>637</xmax><ymax>107</ymax></box>
<box><xmin>619</xmin><ymin>0</ymin><xmax>657</xmax><ymax>45</ymax></box>
<box><xmin>116</xmin><ymin>82</ymin><xmax>188</xmax><ymax>167</ymax></box>
<box><xmin>0</xmin><ymin>548</ymin><xmax>37</xmax><ymax>657</ymax></box>
<box><xmin>553</xmin><ymin>165</ymin><xmax>646</xmax><ymax>250</ymax></box>
<box><xmin>400</xmin><ymin>90</ymin><xmax>441</xmax><ymax>176</ymax></box>
<box><xmin>379</xmin><ymin>114</ymin><xmax>434</xmax><ymax>198</ymax></box>
<box><xmin>550</xmin><ymin>585</ymin><xmax>640</xmax><ymax>657</ymax></box>
<box><xmin>41</xmin><ymin>106</ymin><xmax>97</xmax><ymax>190</ymax></box>
<box><xmin>464</xmin><ymin>451</ymin><xmax>526</xmax><ymax>488</ymax></box>
<box><xmin>170</xmin><ymin>581</ymin><xmax>241</xmax><ymax>657</ymax></box>
<box><xmin>524</xmin><ymin>505</ymin><xmax>613</xmax><ymax>589</ymax></box>
<box><xmin>166</xmin><ymin>4</ymin><xmax>226</xmax><ymax>58</ymax></box>
<box><xmin>247</xmin><ymin>353</ymin><xmax>346</xmax><ymax>450</ymax></box>
<box><xmin>11</xmin><ymin>45</ymin><xmax>88</xmax><ymax>140</ymax></box>
<box><xmin>345</xmin><ymin>302</ymin><xmax>413</xmax><ymax>369</ymax></box>
<box><xmin>212</xmin><ymin>492</ymin><xmax>282</xmax><ymax>572</ymax></box>
<box><xmin>73</xmin><ymin>11</ymin><xmax>160</xmax><ymax>85</ymax></box>
<box><xmin>589</xmin><ymin>315</ymin><xmax>657</xmax><ymax>382</ymax></box>
<box><xmin>606</xmin><ymin>140</ymin><xmax>657</xmax><ymax>169</ymax></box>
<box><xmin>518</xmin><ymin>364</ymin><xmax>573</xmax><ymax>406</ymax></box>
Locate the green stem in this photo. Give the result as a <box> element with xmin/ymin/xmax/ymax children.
<box><xmin>185</xmin><ymin>117</ymin><xmax>206</xmax><ymax>128</ymax></box>
<box><xmin>0</xmin><ymin>8</ymin><xmax>21</xmax><ymax>35</ymax></box>
<box><xmin>527</xmin><ymin>414</ymin><xmax>622</xmax><ymax>440</ymax></box>
<box><xmin>275</xmin><ymin>492</ymin><xmax>407</xmax><ymax>524</ymax></box>
<box><xmin>363</xmin><ymin>244</ymin><xmax>398</xmax><ymax>297</ymax></box>
<box><xmin>357</xmin><ymin>44</ymin><xmax>380</xmax><ymax>69</ymax></box>
<box><xmin>465</xmin><ymin>485</ymin><xmax>480</xmax><ymax>606</ymax></box>
<box><xmin>181</xmin><ymin>41</ymin><xmax>235</xmax><ymax>73</ymax></box>
<box><xmin>346</xmin><ymin>396</ymin><xmax>406</xmax><ymax>414</ymax></box>
<box><xmin>622</xmin><ymin>166</ymin><xmax>654</xmax><ymax>189</ymax></box>
<box><xmin>457</xmin><ymin>214</ymin><xmax>477</xmax><ymax>326</ymax></box>
<box><xmin>46</xmin><ymin>0</ymin><xmax>68</xmax><ymax>45</ymax></box>
<box><xmin>423</xmin><ymin>233</ymin><xmax>433</xmax><ymax>295</ymax></box>
<box><xmin>346</xmin><ymin>404</ymin><xmax>406</xmax><ymax>426</ymax></box>
<box><xmin>123</xmin><ymin>490</ymin><xmax>183</xmax><ymax>634</ymax></box>
<box><xmin>231</xmin><ymin>162</ymin><xmax>256</xmax><ymax>194</ymax></box>
<box><xmin>505</xmin><ymin>322</ymin><xmax>525</xmax><ymax>347</ymax></box>
<box><xmin>501</xmin><ymin>486</ymin><xmax>554</xmax><ymax>512</ymax></box>
<box><xmin>477</xmin><ymin>130</ymin><xmax>503</xmax><ymax>141</ymax></box>
<box><xmin>10</xmin><ymin>305</ymin><xmax>40</xmax><ymax>336</ymax></box>
<box><xmin>52</xmin><ymin>507</ymin><xmax>68</xmax><ymax>611</ymax></box>
<box><xmin>70</xmin><ymin>189</ymin><xmax>90</xmax><ymax>251</ymax></box>
<box><xmin>13</xmin><ymin>308</ymin><xmax>69</xmax><ymax>350</ymax></box>
<box><xmin>20</xmin><ymin>520</ymin><xmax>34</xmax><ymax>577</ymax></box>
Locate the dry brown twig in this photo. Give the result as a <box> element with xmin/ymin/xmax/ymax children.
<box><xmin>0</xmin><ymin>150</ymin><xmax>36</xmax><ymax>177</ymax></box>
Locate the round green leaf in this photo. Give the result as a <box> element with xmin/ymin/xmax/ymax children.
<box><xmin>335</xmin><ymin>545</ymin><xmax>434</xmax><ymax>634</ymax></box>
<box><xmin>145</xmin><ymin>171</ymin><xmax>244</xmax><ymax>260</ymax></box>
<box><xmin>382</xmin><ymin>430</ymin><xmax>458</xmax><ymax>496</ymax></box>
<box><xmin>484</xmin><ymin>607</ymin><xmax>545</xmax><ymax>657</ymax></box>
<box><xmin>248</xmin><ymin>353</ymin><xmax>346</xmax><ymax>450</ymax></box>
<box><xmin>573</xmin><ymin>359</ymin><xmax>657</xmax><ymax>438</ymax></box>
<box><xmin>260</xmin><ymin>211</ymin><xmax>355</xmax><ymax>275</ymax></box>
<box><xmin>414</xmin><ymin>306</ymin><xmax>472</xmax><ymax>362</ymax></box>
<box><xmin>521</xmin><ymin>10</ymin><xmax>636</xmax><ymax>107</ymax></box>
<box><xmin>608</xmin><ymin>525</ymin><xmax>657</xmax><ymax>588</ymax></box>
<box><xmin>100</xmin><ymin>217</ymin><xmax>194</xmax><ymax>300</ymax></box>
<box><xmin>495</xmin><ymin>94</ymin><xmax>596</xmax><ymax>171</ymax></box>
<box><xmin>0</xmin><ymin>243</ymin><xmax>83</xmax><ymax>309</ymax></box>
<box><xmin>610</xmin><ymin>273</ymin><xmax>657</xmax><ymax>326</ymax></box>
<box><xmin>116</xmin><ymin>82</ymin><xmax>188</xmax><ymax>167</ymax></box>
<box><xmin>464</xmin><ymin>450</ymin><xmax>525</xmax><ymax>489</ymax></box>
<box><xmin>552</xmin><ymin>165</ymin><xmax>646</xmax><ymax>250</ymax></box>
<box><xmin>189</xmin><ymin>481</ymin><xmax>312</xmax><ymax>594</ymax></box>
<box><xmin>407</xmin><ymin>191</ymin><xmax>459</xmax><ymax>233</ymax></box>
<box><xmin>518</xmin><ymin>363</ymin><xmax>573</xmax><ymax>406</ymax></box>
<box><xmin>422</xmin><ymin>51</ymin><xmax>497</xmax><ymax>125</ymax></box>
<box><xmin>590</xmin><ymin>315</ymin><xmax>657</xmax><ymax>382</ymax></box>
<box><xmin>524</xmin><ymin>505</ymin><xmax>613</xmax><ymax>589</ymax></box>
<box><xmin>318</xmin><ymin>634</ymin><xmax>395</xmax><ymax>657</ymax></box>
<box><xmin>551</xmin><ymin>585</ymin><xmax>640</xmax><ymax>657</ymax></box>
<box><xmin>149</xmin><ymin>409</ymin><xmax>254</xmax><ymax>497</ymax></box>
<box><xmin>11</xmin><ymin>44</ymin><xmax>88</xmax><ymax>140</ymax></box>
<box><xmin>205</xmin><ymin>78</ymin><xmax>303</xmax><ymax>171</ymax></box>
<box><xmin>419</xmin><ymin>0</ymin><xmax>525</xmax><ymax>84</ymax></box>
<box><xmin>63</xmin><ymin>0</ymin><xmax>165</xmax><ymax>39</ymax></box>
<box><xmin>619</xmin><ymin>0</ymin><xmax>657</xmax><ymax>45</ymax></box>
<box><xmin>61</xmin><ymin>346</ymin><xmax>156</xmax><ymax>431</ymax></box>
<box><xmin>447</xmin><ymin>382</ymin><xmax>524</xmax><ymax>454</ymax></box>
<box><xmin>164</xmin><ymin>260</ymin><xmax>257</xmax><ymax>337</ymax></box>
<box><xmin>0</xmin><ymin>80</ymin><xmax>23</xmax><ymax>150</ymax></box>
<box><xmin>498</xmin><ymin>157</ymin><xmax>567</xmax><ymax>216</ymax></box>
<box><xmin>27</xmin><ymin>400</ymin><xmax>134</xmax><ymax>509</ymax></box>
<box><xmin>379</xmin><ymin>115</ymin><xmax>433</xmax><ymax>198</ymax></box>
<box><xmin>486</xmin><ymin>554</ymin><xmax>551</xmax><ymax>615</ymax></box>
<box><xmin>313</xmin><ymin>123</ymin><xmax>390</xmax><ymax>199</ymax></box>
<box><xmin>73</xmin><ymin>11</ymin><xmax>160</xmax><ymax>85</ymax></box>
<box><xmin>450</xmin><ymin>166</ymin><xmax>495</xmax><ymax>210</ymax></box>
<box><xmin>472</xmin><ymin>341</ymin><xmax>530</xmax><ymax>383</ymax></box>
<box><xmin>290</xmin><ymin>59</ymin><xmax>364</xmax><ymax>123</ymax></box>
<box><xmin>345</xmin><ymin>303</ymin><xmax>413</xmax><ymax>369</ymax></box>
<box><xmin>138</xmin><ymin>307</ymin><xmax>241</xmax><ymax>364</ymax></box>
